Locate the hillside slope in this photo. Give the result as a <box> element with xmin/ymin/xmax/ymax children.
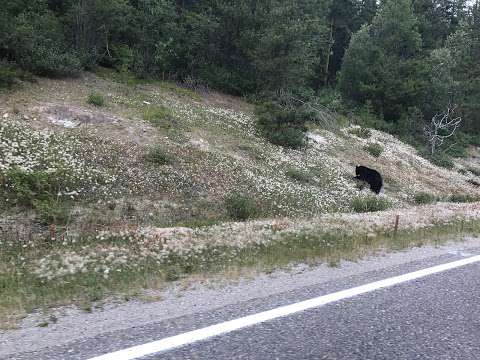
<box><xmin>0</xmin><ymin>72</ymin><xmax>479</xmax><ymax>230</ymax></box>
<box><xmin>2</xmin><ymin>72</ymin><xmax>480</xmax><ymax>325</ymax></box>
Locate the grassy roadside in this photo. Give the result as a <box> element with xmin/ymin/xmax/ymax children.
<box><xmin>1</xmin><ymin>219</ymin><xmax>479</xmax><ymax>329</ymax></box>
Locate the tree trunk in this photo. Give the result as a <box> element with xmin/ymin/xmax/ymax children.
<box><xmin>324</xmin><ymin>17</ymin><xmax>335</xmax><ymax>87</ymax></box>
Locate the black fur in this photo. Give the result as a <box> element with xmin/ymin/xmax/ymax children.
<box><xmin>355</xmin><ymin>166</ymin><xmax>383</xmax><ymax>194</ymax></box>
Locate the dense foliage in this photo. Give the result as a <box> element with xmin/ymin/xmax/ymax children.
<box><xmin>0</xmin><ymin>0</ymin><xmax>478</xmax><ymax>147</ymax></box>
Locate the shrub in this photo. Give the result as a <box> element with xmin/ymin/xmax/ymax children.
<box><xmin>34</xmin><ymin>199</ymin><xmax>71</xmax><ymax>225</ymax></box>
<box><xmin>0</xmin><ymin>61</ymin><xmax>34</xmax><ymax>88</ymax></box>
<box><xmin>143</xmin><ymin>106</ymin><xmax>174</xmax><ymax>128</ymax></box>
<box><xmin>351</xmin><ymin>195</ymin><xmax>391</xmax><ymax>213</ymax></box>
<box><xmin>145</xmin><ymin>145</ymin><xmax>173</xmax><ymax>165</ymax></box>
<box><xmin>87</xmin><ymin>92</ymin><xmax>105</xmax><ymax>107</ymax></box>
<box><xmin>3</xmin><ymin>168</ymin><xmax>57</xmax><ymax>207</ymax></box>
<box><xmin>0</xmin><ymin>62</ymin><xmax>20</xmax><ymax>88</ymax></box>
<box><xmin>315</xmin><ymin>88</ymin><xmax>345</xmax><ymax>114</ymax></box>
<box><xmin>467</xmin><ymin>167</ymin><xmax>480</xmax><ymax>177</ymax></box>
<box><xmin>414</xmin><ymin>192</ymin><xmax>436</xmax><ymax>204</ymax></box>
<box><xmin>285</xmin><ymin>168</ymin><xmax>313</xmax><ymax>184</ymax></box>
<box><xmin>447</xmin><ymin>194</ymin><xmax>480</xmax><ymax>203</ymax></box>
<box><xmin>364</xmin><ymin>143</ymin><xmax>383</xmax><ymax>157</ymax></box>
<box><xmin>11</xmin><ymin>12</ymin><xmax>81</xmax><ymax>77</ymax></box>
<box><xmin>255</xmin><ymin>102</ymin><xmax>308</xmax><ymax>149</ymax></box>
<box><xmin>348</xmin><ymin>127</ymin><xmax>372</xmax><ymax>139</ymax></box>
<box><xmin>428</xmin><ymin>152</ymin><xmax>454</xmax><ymax>169</ymax></box>
<box><xmin>225</xmin><ymin>192</ymin><xmax>258</xmax><ymax>221</ymax></box>
<box><xmin>1</xmin><ymin>167</ymin><xmax>73</xmax><ymax>224</ymax></box>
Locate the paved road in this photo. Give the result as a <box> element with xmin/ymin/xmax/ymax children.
<box><xmin>162</xmin><ymin>262</ymin><xmax>480</xmax><ymax>360</ymax></box>
<box><xmin>5</xmin><ymin>243</ymin><xmax>480</xmax><ymax>360</ymax></box>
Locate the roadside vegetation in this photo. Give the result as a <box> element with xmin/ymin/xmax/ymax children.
<box><xmin>351</xmin><ymin>195</ymin><xmax>392</xmax><ymax>213</ymax></box>
<box><xmin>1</xmin><ymin>72</ymin><xmax>480</xmax><ymax>326</ymax></box>
<box><xmin>2</xmin><ymin>203</ymin><xmax>480</xmax><ymax>327</ymax></box>
<box><xmin>1</xmin><ymin>0</ymin><xmax>480</xmax><ymax>327</ymax></box>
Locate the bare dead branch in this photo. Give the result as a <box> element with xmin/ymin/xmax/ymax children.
<box><xmin>424</xmin><ymin>103</ymin><xmax>462</xmax><ymax>155</ymax></box>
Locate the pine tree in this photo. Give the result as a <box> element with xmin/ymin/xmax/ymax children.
<box><xmin>339</xmin><ymin>0</ymin><xmax>425</xmax><ymax>121</ymax></box>
<box><xmin>446</xmin><ymin>2</ymin><xmax>480</xmax><ymax>133</ymax></box>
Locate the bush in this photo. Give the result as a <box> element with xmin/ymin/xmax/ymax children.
<box><xmin>255</xmin><ymin>102</ymin><xmax>308</xmax><ymax>149</ymax></box>
<box><xmin>0</xmin><ymin>61</ymin><xmax>34</xmax><ymax>88</ymax></box>
<box><xmin>315</xmin><ymin>88</ymin><xmax>346</xmax><ymax>114</ymax></box>
<box><xmin>428</xmin><ymin>152</ymin><xmax>454</xmax><ymax>169</ymax></box>
<box><xmin>447</xmin><ymin>194</ymin><xmax>480</xmax><ymax>203</ymax></box>
<box><xmin>3</xmin><ymin>168</ymin><xmax>57</xmax><ymax>207</ymax></box>
<box><xmin>145</xmin><ymin>145</ymin><xmax>173</xmax><ymax>165</ymax></box>
<box><xmin>0</xmin><ymin>63</ymin><xmax>19</xmax><ymax>88</ymax></box>
<box><xmin>143</xmin><ymin>106</ymin><xmax>174</xmax><ymax>128</ymax></box>
<box><xmin>348</xmin><ymin>127</ymin><xmax>372</xmax><ymax>139</ymax></box>
<box><xmin>225</xmin><ymin>192</ymin><xmax>258</xmax><ymax>221</ymax></box>
<box><xmin>414</xmin><ymin>192</ymin><xmax>436</xmax><ymax>204</ymax></box>
<box><xmin>285</xmin><ymin>168</ymin><xmax>313</xmax><ymax>184</ymax></box>
<box><xmin>11</xmin><ymin>12</ymin><xmax>81</xmax><ymax>77</ymax></box>
<box><xmin>364</xmin><ymin>143</ymin><xmax>383</xmax><ymax>157</ymax></box>
<box><xmin>1</xmin><ymin>167</ymin><xmax>72</xmax><ymax>224</ymax></box>
<box><xmin>351</xmin><ymin>195</ymin><xmax>391</xmax><ymax>213</ymax></box>
<box><xmin>34</xmin><ymin>199</ymin><xmax>71</xmax><ymax>225</ymax></box>
<box><xmin>87</xmin><ymin>92</ymin><xmax>105</xmax><ymax>107</ymax></box>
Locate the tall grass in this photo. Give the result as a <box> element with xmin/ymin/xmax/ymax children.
<box><xmin>2</xmin><ymin>219</ymin><xmax>478</xmax><ymax>327</ymax></box>
<box><xmin>351</xmin><ymin>195</ymin><xmax>391</xmax><ymax>213</ymax></box>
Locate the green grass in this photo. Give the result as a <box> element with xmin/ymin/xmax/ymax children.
<box><xmin>348</xmin><ymin>127</ymin><xmax>372</xmax><ymax>139</ymax></box>
<box><xmin>144</xmin><ymin>145</ymin><xmax>173</xmax><ymax>165</ymax></box>
<box><xmin>413</xmin><ymin>192</ymin><xmax>437</xmax><ymax>205</ymax></box>
<box><xmin>1</xmin><ymin>219</ymin><xmax>478</xmax><ymax>327</ymax></box>
<box><xmin>87</xmin><ymin>92</ymin><xmax>105</xmax><ymax>107</ymax></box>
<box><xmin>93</xmin><ymin>67</ymin><xmax>141</xmax><ymax>87</ymax></box>
<box><xmin>351</xmin><ymin>195</ymin><xmax>392</xmax><ymax>213</ymax></box>
<box><xmin>224</xmin><ymin>192</ymin><xmax>258</xmax><ymax>221</ymax></box>
<box><xmin>94</xmin><ymin>67</ymin><xmax>201</xmax><ymax>100</ymax></box>
<box><xmin>364</xmin><ymin>143</ymin><xmax>384</xmax><ymax>158</ymax></box>
<box><xmin>143</xmin><ymin>106</ymin><xmax>175</xmax><ymax>129</ymax></box>
<box><xmin>285</xmin><ymin>168</ymin><xmax>314</xmax><ymax>184</ymax></box>
<box><xmin>158</xmin><ymin>81</ymin><xmax>201</xmax><ymax>100</ymax></box>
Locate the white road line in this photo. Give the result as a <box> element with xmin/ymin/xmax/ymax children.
<box><xmin>88</xmin><ymin>255</ymin><xmax>480</xmax><ymax>360</ymax></box>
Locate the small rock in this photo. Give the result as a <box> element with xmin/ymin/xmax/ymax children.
<box><xmin>2</xmin><ymin>113</ymin><xmax>8</xmax><ymax>119</ymax></box>
<box><xmin>143</xmin><ymin>101</ymin><xmax>151</xmax><ymax>105</ymax></box>
<box><xmin>22</xmin><ymin>115</ymin><xmax>29</xmax><ymax>120</ymax></box>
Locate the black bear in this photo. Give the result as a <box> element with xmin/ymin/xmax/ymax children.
<box><xmin>355</xmin><ymin>166</ymin><xmax>383</xmax><ymax>194</ymax></box>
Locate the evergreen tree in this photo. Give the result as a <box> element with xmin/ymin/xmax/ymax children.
<box><xmin>249</xmin><ymin>0</ymin><xmax>330</xmax><ymax>93</ymax></box>
<box><xmin>339</xmin><ymin>0</ymin><xmax>425</xmax><ymax>121</ymax></box>
<box><xmin>413</xmin><ymin>0</ymin><xmax>467</xmax><ymax>49</ymax></box>
<box><xmin>321</xmin><ymin>0</ymin><xmax>377</xmax><ymax>86</ymax></box>
<box><xmin>446</xmin><ymin>2</ymin><xmax>480</xmax><ymax>133</ymax></box>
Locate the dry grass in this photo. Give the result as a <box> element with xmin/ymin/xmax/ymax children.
<box><xmin>1</xmin><ymin>216</ymin><xmax>479</xmax><ymax>328</ymax></box>
<box><xmin>1</xmin><ymin>73</ymin><xmax>480</xmax><ymax>326</ymax></box>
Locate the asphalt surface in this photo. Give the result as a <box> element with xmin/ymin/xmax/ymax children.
<box><xmin>5</xmin><ymin>243</ymin><xmax>480</xmax><ymax>360</ymax></box>
<box><xmin>161</xmin><ymin>262</ymin><xmax>480</xmax><ymax>360</ymax></box>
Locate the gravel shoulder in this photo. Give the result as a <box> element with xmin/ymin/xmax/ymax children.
<box><xmin>2</xmin><ymin>236</ymin><xmax>480</xmax><ymax>359</ymax></box>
